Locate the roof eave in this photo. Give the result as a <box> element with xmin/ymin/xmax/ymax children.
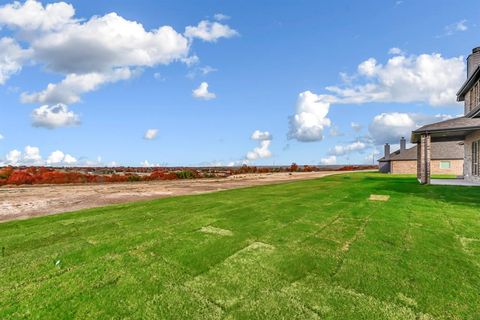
<box><xmin>411</xmin><ymin>126</ymin><xmax>480</xmax><ymax>143</ymax></box>
<box><xmin>413</xmin><ymin>125</ymin><xmax>480</xmax><ymax>134</ymax></box>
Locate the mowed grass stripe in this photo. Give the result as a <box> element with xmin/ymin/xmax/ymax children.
<box><xmin>1</xmin><ymin>173</ymin><xmax>480</xmax><ymax>319</ymax></box>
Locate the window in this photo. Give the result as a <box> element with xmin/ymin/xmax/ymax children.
<box><xmin>473</xmin><ymin>141</ymin><xmax>479</xmax><ymax>176</ymax></box>
<box><xmin>440</xmin><ymin>161</ymin><xmax>451</xmax><ymax>169</ymax></box>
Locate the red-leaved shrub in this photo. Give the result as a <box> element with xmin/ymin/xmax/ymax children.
<box><xmin>6</xmin><ymin>171</ymin><xmax>34</xmax><ymax>185</ymax></box>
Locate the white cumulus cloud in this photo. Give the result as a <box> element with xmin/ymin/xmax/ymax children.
<box><xmin>291</xmin><ymin>50</ymin><xmax>465</xmax><ymax>143</ymax></box>
<box><xmin>245</xmin><ymin>129</ymin><xmax>273</xmax><ymax>161</ymax></box>
<box><xmin>320</xmin><ymin>155</ymin><xmax>336</xmax><ymax>165</ymax></box>
<box><xmin>63</xmin><ymin>154</ymin><xmax>77</xmax><ymax>164</ymax></box>
<box><xmin>251</xmin><ymin>130</ymin><xmax>272</xmax><ymax>141</ymax></box>
<box><xmin>5</xmin><ymin>149</ymin><xmax>21</xmax><ymax>165</ymax></box>
<box><xmin>329</xmin><ymin>141</ymin><xmax>368</xmax><ymax>156</ymax></box>
<box><xmin>185</xmin><ymin>20</ymin><xmax>238</xmax><ymax>42</ymax></box>
<box><xmin>0</xmin><ymin>146</ymin><xmax>105</xmax><ymax>166</ymax></box>
<box><xmin>144</xmin><ymin>129</ymin><xmax>159</xmax><ymax>140</ymax></box>
<box><xmin>0</xmin><ymin>37</ymin><xmax>31</xmax><ymax>85</ymax></box>
<box><xmin>288</xmin><ymin>91</ymin><xmax>331</xmax><ymax>142</ymax></box>
<box><xmin>325</xmin><ymin>52</ymin><xmax>465</xmax><ymax>107</ymax></box>
<box><xmin>3</xmin><ymin>146</ymin><xmax>44</xmax><ymax>165</ymax></box>
<box><xmin>2</xmin><ymin>146</ymin><xmax>75</xmax><ymax>166</ymax></box>
<box><xmin>0</xmin><ymin>1</ymin><xmax>236</xmax><ymax>128</ymax></box>
<box><xmin>0</xmin><ymin>0</ymin><xmax>76</xmax><ymax>32</ymax></box>
<box><xmin>209</xmin><ymin>130</ymin><xmax>272</xmax><ymax>167</ymax></box>
<box><xmin>192</xmin><ymin>81</ymin><xmax>216</xmax><ymax>100</ymax></box>
<box><xmin>46</xmin><ymin>150</ymin><xmax>76</xmax><ymax>165</ymax></box>
<box><xmin>368</xmin><ymin>112</ymin><xmax>454</xmax><ymax>144</ymax></box>
<box><xmin>31</xmin><ymin>104</ymin><xmax>80</xmax><ymax>129</ymax></box>
<box><xmin>0</xmin><ymin>1</ymin><xmax>194</xmax><ymax>89</ymax></box>
<box><xmin>140</xmin><ymin>160</ymin><xmax>161</xmax><ymax>167</ymax></box>
<box><xmin>22</xmin><ymin>68</ymin><xmax>135</xmax><ymax>105</ymax></box>
<box><xmin>246</xmin><ymin>140</ymin><xmax>272</xmax><ymax>161</ymax></box>
<box><xmin>14</xmin><ymin>10</ymin><xmax>191</xmax><ymax>75</ymax></box>
<box><xmin>23</xmin><ymin>145</ymin><xmax>42</xmax><ymax>164</ymax></box>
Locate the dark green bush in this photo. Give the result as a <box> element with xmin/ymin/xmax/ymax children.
<box><xmin>127</xmin><ymin>175</ymin><xmax>141</xmax><ymax>182</ymax></box>
<box><xmin>175</xmin><ymin>170</ymin><xmax>196</xmax><ymax>179</ymax></box>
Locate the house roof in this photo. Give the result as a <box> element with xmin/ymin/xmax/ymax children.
<box><xmin>410</xmin><ymin>116</ymin><xmax>480</xmax><ymax>143</ymax></box>
<box><xmin>378</xmin><ymin>141</ymin><xmax>464</xmax><ymax>162</ymax></box>
<box><xmin>413</xmin><ymin>116</ymin><xmax>480</xmax><ymax>133</ymax></box>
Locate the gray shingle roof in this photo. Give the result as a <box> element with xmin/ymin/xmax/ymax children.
<box><xmin>378</xmin><ymin>141</ymin><xmax>464</xmax><ymax>162</ymax></box>
<box><xmin>413</xmin><ymin>116</ymin><xmax>480</xmax><ymax>133</ymax></box>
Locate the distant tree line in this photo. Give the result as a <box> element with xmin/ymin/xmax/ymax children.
<box><xmin>0</xmin><ymin>164</ymin><xmax>376</xmax><ymax>186</ymax></box>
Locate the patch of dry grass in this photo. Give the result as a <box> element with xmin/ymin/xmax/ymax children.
<box><xmin>369</xmin><ymin>194</ymin><xmax>390</xmax><ymax>201</ymax></box>
<box><xmin>199</xmin><ymin>226</ymin><xmax>233</xmax><ymax>236</ymax></box>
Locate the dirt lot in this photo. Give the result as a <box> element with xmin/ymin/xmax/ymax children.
<box><xmin>0</xmin><ymin>171</ymin><xmax>355</xmax><ymax>222</ymax></box>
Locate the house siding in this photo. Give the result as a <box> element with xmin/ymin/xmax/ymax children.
<box><xmin>391</xmin><ymin>160</ymin><xmax>417</xmax><ymax>174</ymax></box>
<box><xmin>392</xmin><ymin>159</ymin><xmax>463</xmax><ymax>175</ymax></box>
<box><xmin>464</xmin><ymin>130</ymin><xmax>480</xmax><ymax>182</ymax></box>
<box><xmin>431</xmin><ymin>160</ymin><xmax>464</xmax><ymax>175</ymax></box>
<box><xmin>465</xmin><ymin>90</ymin><xmax>471</xmax><ymax>114</ymax></box>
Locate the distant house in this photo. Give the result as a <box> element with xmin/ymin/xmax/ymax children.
<box><xmin>378</xmin><ymin>137</ymin><xmax>463</xmax><ymax>175</ymax></box>
<box><xmin>412</xmin><ymin>47</ymin><xmax>480</xmax><ymax>184</ymax></box>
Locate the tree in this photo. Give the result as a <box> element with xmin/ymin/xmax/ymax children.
<box><xmin>289</xmin><ymin>163</ymin><xmax>299</xmax><ymax>172</ymax></box>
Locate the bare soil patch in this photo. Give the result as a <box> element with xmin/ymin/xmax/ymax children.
<box><xmin>368</xmin><ymin>194</ymin><xmax>390</xmax><ymax>201</ymax></box>
<box><xmin>0</xmin><ymin>171</ymin><xmax>359</xmax><ymax>223</ymax></box>
<box><xmin>199</xmin><ymin>226</ymin><xmax>233</xmax><ymax>236</ymax></box>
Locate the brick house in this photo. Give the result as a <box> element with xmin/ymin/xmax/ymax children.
<box><xmin>412</xmin><ymin>47</ymin><xmax>480</xmax><ymax>184</ymax></box>
<box><xmin>378</xmin><ymin>138</ymin><xmax>463</xmax><ymax>175</ymax></box>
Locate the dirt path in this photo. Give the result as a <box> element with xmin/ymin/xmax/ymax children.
<box><xmin>0</xmin><ymin>171</ymin><xmax>358</xmax><ymax>223</ymax></box>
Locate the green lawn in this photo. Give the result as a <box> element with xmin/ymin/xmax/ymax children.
<box><xmin>1</xmin><ymin>173</ymin><xmax>480</xmax><ymax>319</ymax></box>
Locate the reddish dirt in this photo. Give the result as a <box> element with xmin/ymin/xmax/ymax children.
<box><xmin>0</xmin><ymin>171</ymin><xmax>358</xmax><ymax>223</ymax></box>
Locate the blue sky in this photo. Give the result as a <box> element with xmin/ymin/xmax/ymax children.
<box><xmin>0</xmin><ymin>0</ymin><xmax>479</xmax><ymax>167</ymax></box>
